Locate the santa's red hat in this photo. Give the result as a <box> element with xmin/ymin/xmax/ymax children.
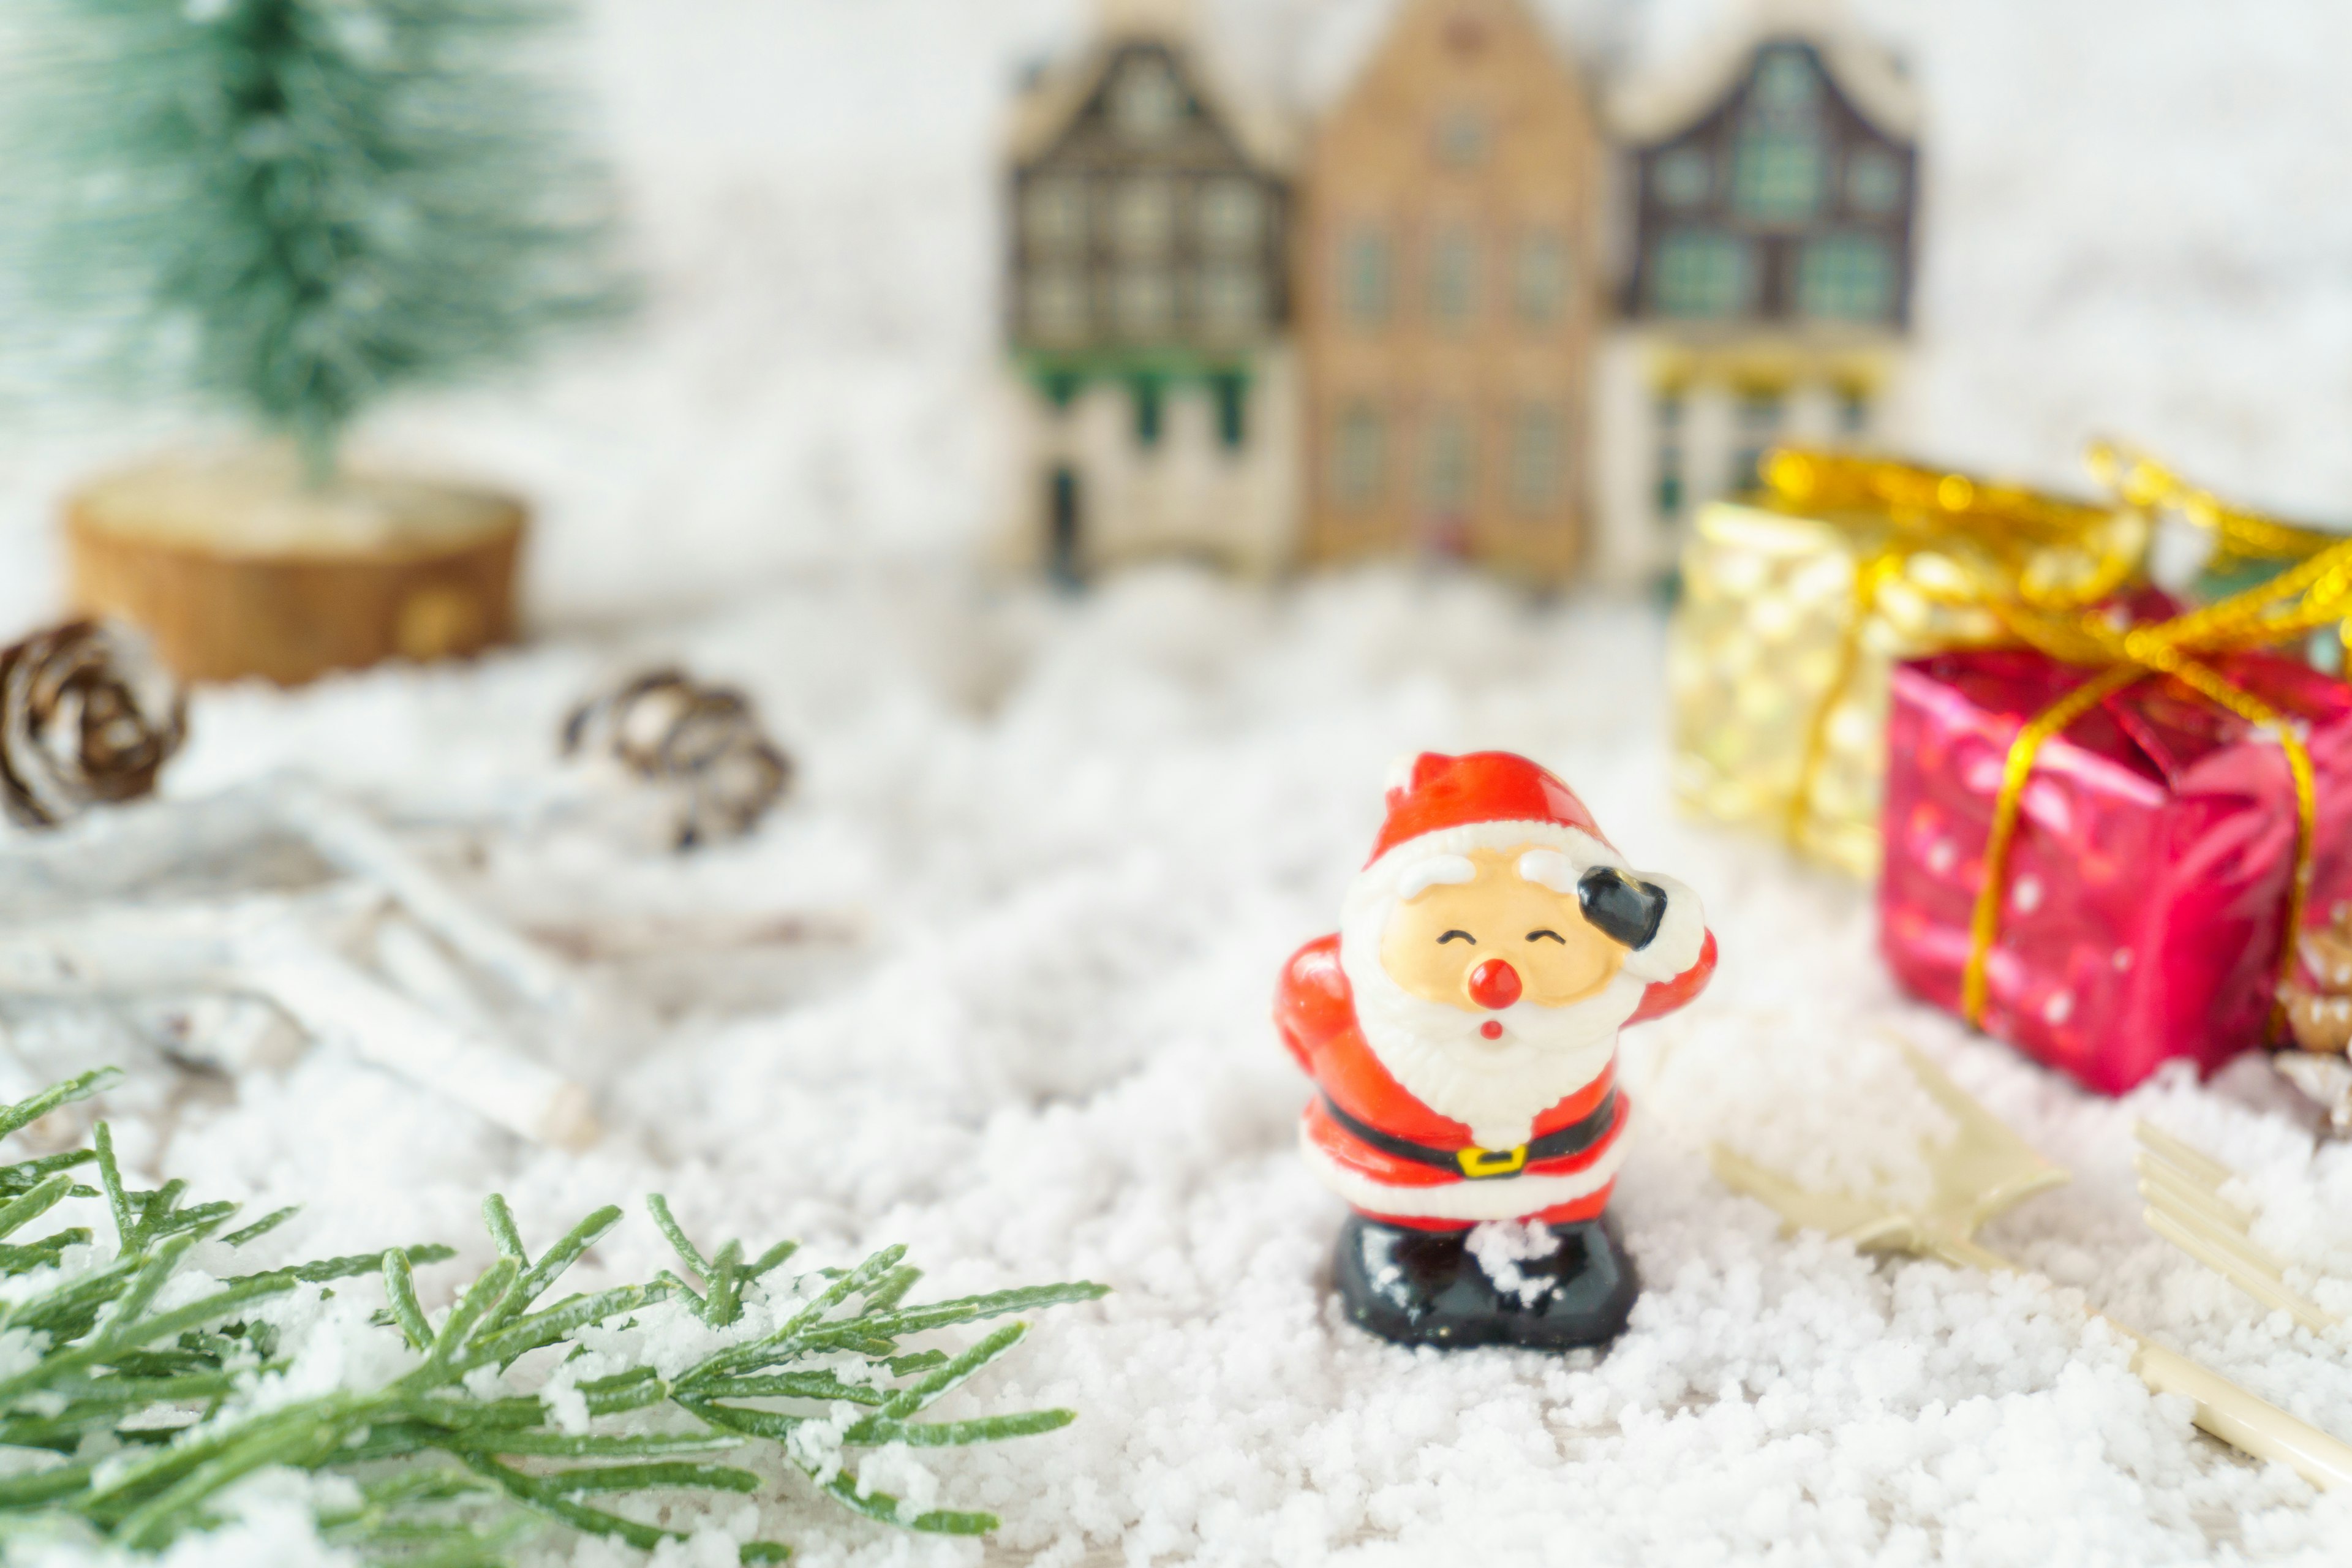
<box><xmin>1349</xmin><ymin>751</ymin><xmax>1711</xmax><ymax>992</ymax></box>
<box><xmin>1369</xmin><ymin>752</ymin><xmax>1608</xmax><ymax>866</ymax></box>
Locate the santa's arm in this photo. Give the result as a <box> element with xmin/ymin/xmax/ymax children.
<box><xmin>1629</xmin><ymin>929</ymin><xmax>1716</xmax><ymax>1024</ymax></box>
<box><xmin>1273</xmin><ymin>934</ymin><xmax>1352</xmax><ymax>1075</ymax></box>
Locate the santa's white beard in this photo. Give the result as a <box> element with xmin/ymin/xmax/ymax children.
<box><xmin>1342</xmin><ymin>949</ymin><xmax>1640</xmax><ymax>1152</ymax></box>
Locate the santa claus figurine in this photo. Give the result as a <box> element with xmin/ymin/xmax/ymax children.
<box><xmin>1276</xmin><ymin>752</ymin><xmax>1715</xmax><ymax>1351</ymax></box>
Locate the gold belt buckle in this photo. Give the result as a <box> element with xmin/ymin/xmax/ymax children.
<box><xmin>1457</xmin><ymin>1144</ymin><xmax>1529</xmax><ymax>1178</ymax></box>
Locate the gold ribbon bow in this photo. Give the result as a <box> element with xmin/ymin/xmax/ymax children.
<box><xmin>1959</xmin><ymin>451</ymin><xmax>2352</xmax><ymax>1030</ymax></box>
<box><xmin>1760</xmin><ymin>449</ymin><xmax>2147</xmax><ymax>850</ymax></box>
<box><xmin>2088</xmin><ymin>440</ymin><xmax>2345</xmax><ymax>579</ymax></box>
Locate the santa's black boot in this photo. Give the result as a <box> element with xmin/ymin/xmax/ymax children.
<box><xmin>1500</xmin><ymin>1213</ymin><xmax>1640</xmax><ymax>1351</ymax></box>
<box><xmin>1333</xmin><ymin>1215</ymin><xmax>1515</xmax><ymax>1348</ymax></box>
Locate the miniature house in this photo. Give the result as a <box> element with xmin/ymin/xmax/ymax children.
<box><xmin>999</xmin><ymin>4</ymin><xmax>1297</xmax><ymax>580</ymax></box>
<box><xmin>1593</xmin><ymin>12</ymin><xmax>1919</xmax><ymax>584</ymax></box>
<box><xmin>1297</xmin><ymin>0</ymin><xmax>1605</xmax><ymax>582</ymax></box>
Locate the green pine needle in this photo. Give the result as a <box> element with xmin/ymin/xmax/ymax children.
<box><xmin>0</xmin><ymin>1072</ymin><xmax>1103</xmax><ymax>1562</ymax></box>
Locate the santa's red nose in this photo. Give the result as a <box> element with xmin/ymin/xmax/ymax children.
<box><xmin>1467</xmin><ymin>958</ymin><xmax>1522</xmax><ymax>1010</ymax></box>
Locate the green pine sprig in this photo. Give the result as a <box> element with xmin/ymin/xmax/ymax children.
<box><xmin>0</xmin><ymin>1069</ymin><xmax>1107</xmax><ymax>1562</ymax></box>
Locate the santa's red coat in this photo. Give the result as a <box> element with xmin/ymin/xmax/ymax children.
<box><xmin>1275</xmin><ymin>932</ymin><xmax>1716</xmax><ymax>1231</ymax></box>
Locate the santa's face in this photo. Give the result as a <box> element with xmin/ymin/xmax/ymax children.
<box><xmin>1379</xmin><ymin>845</ymin><xmax>1626</xmax><ymax>1011</ymax></box>
<box><xmin>1340</xmin><ymin>839</ymin><xmax>1649</xmax><ymax>1148</ymax></box>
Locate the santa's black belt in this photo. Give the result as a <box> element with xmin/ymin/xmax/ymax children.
<box><xmin>1319</xmin><ymin>1089</ymin><xmax>1618</xmax><ymax>1180</ymax></box>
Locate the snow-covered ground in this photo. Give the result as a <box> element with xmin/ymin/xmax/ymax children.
<box><xmin>16</xmin><ymin>564</ymin><xmax>2352</xmax><ymax>1567</ymax></box>
<box><xmin>9</xmin><ymin>1</ymin><xmax>2352</xmax><ymax>1562</ymax></box>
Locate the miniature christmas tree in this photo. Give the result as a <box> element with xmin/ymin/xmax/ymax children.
<box><xmin>2</xmin><ymin>0</ymin><xmax>631</xmax><ymax>481</ymax></box>
<box><xmin>0</xmin><ymin>0</ymin><xmax>636</xmax><ymax>684</ymax></box>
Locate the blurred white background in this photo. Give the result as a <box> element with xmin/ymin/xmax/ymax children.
<box><xmin>4</xmin><ymin>0</ymin><xmax>2348</xmax><ymax>631</ymax></box>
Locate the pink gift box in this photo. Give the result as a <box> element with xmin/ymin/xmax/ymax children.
<box><xmin>1879</xmin><ymin>646</ymin><xmax>2352</xmax><ymax>1093</ymax></box>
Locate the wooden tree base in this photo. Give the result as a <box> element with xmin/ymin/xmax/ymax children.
<box><xmin>66</xmin><ymin>451</ymin><xmax>527</xmax><ymax>686</ymax></box>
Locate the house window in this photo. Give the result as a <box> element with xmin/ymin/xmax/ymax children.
<box><xmin>1512</xmin><ymin>230</ymin><xmax>1570</xmax><ymax>325</ymax></box>
<box><xmin>1730</xmin><ymin>126</ymin><xmax>1823</xmax><ymax>222</ymax></box>
<box><xmin>1025</xmin><ymin>271</ymin><xmax>1088</xmax><ymax>343</ymax></box>
<box><xmin>1023</xmin><ymin>177</ymin><xmax>1087</xmax><ymax>257</ymax></box>
<box><xmin>1341</xmin><ymin>226</ymin><xmax>1394</xmax><ymax>326</ymax></box>
<box><xmin>1114</xmin><ymin>268</ymin><xmax>1174</xmax><ymax>339</ymax></box>
<box><xmin>1435</xmin><ymin>110</ymin><xmax>1490</xmax><ymax>168</ymax></box>
<box><xmin>1732</xmin><ymin>50</ymin><xmax>1824</xmax><ymax>224</ymax></box>
<box><xmin>1199</xmin><ymin>266</ymin><xmax>1267</xmax><ymax>339</ymax></box>
<box><xmin>1133</xmin><ymin>377</ymin><xmax>1165</xmax><ymax>447</ymax></box>
<box><xmin>1656</xmin><ymin>390</ymin><xmax>1686</xmax><ymax>521</ymax></box>
<box><xmin>1198</xmin><ymin>178</ymin><xmax>1265</xmax><ymax>253</ymax></box>
<box><xmin>1654</xmin><ymin>148</ymin><xmax>1712</xmax><ymax>208</ymax></box>
<box><xmin>1796</xmin><ymin>235</ymin><xmax>1895</xmax><ymax>322</ymax></box>
<box><xmin>1649</xmin><ymin>232</ymin><xmax>1751</xmax><ymax>318</ymax></box>
<box><xmin>1751</xmin><ymin>47</ymin><xmax>1820</xmax><ymax>113</ymax></box>
<box><xmin>1732</xmin><ymin>387</ymin><xmax>1784</xmax><ymax>491</ymax></box>
<box><xmin>1110</xmin><ymin>178</ymin><xmax>1175</xmax><ymax>258</ymax></box>
<box><xmin>1212</xmin><ymin>374</ymin><xmax>1249</xmax><ymax>449</ymax></box>
<box><xmin>1111</xmin><ymin>56</ymin><xmax>1185</xmax><ymax>141</ymax></box>
<box><xmin>1424</xmin><ymin>408</ymin><xmax>1474</xmax><ymax>511</ymax></box>
<box><xmin>1429</xmin><ymin>228</ymin><xmax>1479</xmax><ymax>328</ymax></box>
<box><xmin>1846</xmin><ymin>148</ymin><xmax>1904</xmax><ymax>214</ymax></box>
<box><xmin>1510</xmin><ymin>404</ymin><xmax>1564</xmax><ymax>514</ymax></box>
<box><xmin>1335</xmin><ymin>404</ymin><xmax>1385</xmax><ymax>508</ymax></box>
<box><xmin>1838</xmin><ymin>384</ymin><xmax>1871</xmax><ymax>435</ymax></box>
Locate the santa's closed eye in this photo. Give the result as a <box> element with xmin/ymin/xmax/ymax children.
<box><xmin>1438</xmin><ymin>929</ymin><xmax>1476</xmax><ymax>944</ymax></box>
<box><xmin>1526</xmin><ymin>929</ymin><xmax>1565</xmax><ymax>943</ymax></box>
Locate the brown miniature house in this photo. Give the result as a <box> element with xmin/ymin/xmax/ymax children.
<box><xmin>999</xmin><ymin>6</ymin><xmax>1297</xmax><ymax>580</ymax></box>
<box><xmin>1594</xmin><ymin>20</ymin><xmax>1920</xmax><ymax>582</ymax></box>
<box><xmin>1296</xmin><ymin>0</ymin><xmax>1605</xmax><ymax>583</ymax></box>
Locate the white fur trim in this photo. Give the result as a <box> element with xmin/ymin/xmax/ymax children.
<box><xmin>1517</xmin><ymin>848</ymin><xmax>1578</xmax><ymax>895</ymax></box>
<box><xmin>1299</xmin><ymin>1124</ymin><xmax>1629</xmax><ymax>1222</ymax></box>
<box><xmin>1359</xmin><ymin>819</ymin><xmax>1618</xmax><ymax>888</ymax></box>
<box><xmin>1619</xmin><ymin>871</ymin><xmax>1706</xmax><ymax>983</ymax></box>
<box><xmin>1396</xmin><ymin>854</ymin><xmax>1477</xmax><ymax>902</ymax></box>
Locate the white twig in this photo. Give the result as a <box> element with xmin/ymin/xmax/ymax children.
<box><xmin>0</xmin><ymin>888</ymin><xmax>600</xmax><ymax>1151</ymax></box>
<box><xmin>523</xmin><ymin>910</ymin><xmax>865</xmax><ymax>962</ymax></box>
<box><xmin>115</xmin><ymin>992</ymin><xmax>307</xmax><ymax>1073</ymax></box>
<box><xmin>372</xmin><ymin>916</ymin><xmax>504</xmax><ymax>1039</ymax></box>
<box><xmin>241</xmin><ymin>930</ymin><xmax>600</xmax><ymax>1152</ymax></box>
<box><xmin>260</xmin><ymin>779</ymin><xmax>582</xmax><ymax>1015</ymax></box>
<box><xmin>0</xmin><ymin>889</ymin><xmax>373</xmax><ymax>995</ymax></box>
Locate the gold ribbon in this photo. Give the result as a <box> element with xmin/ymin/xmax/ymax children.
<box><xmin>2089</xmin><ymin>441</ymin><xmax>2345</xmax><ymax>575</ymax></box>
<box><xmin>1760</xmin><ymin>449</ymin><xmax>2146</xmax><ymax>850</ymax></box>
<box><xmin>1959</xmin><ymin>498</ymin><xmax>2352</xmax><ymax>1031</ymax></box>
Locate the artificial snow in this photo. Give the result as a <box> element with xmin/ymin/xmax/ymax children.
<box><xmin>2</xmin><ymin>570</ymin><xmax>2351</xmax><ymax>1566</ymax></box>
<box><xmin>1465</xmin><ymin>1221</ymin><xmax>1565</xmax><ymax>1308</ymax></box>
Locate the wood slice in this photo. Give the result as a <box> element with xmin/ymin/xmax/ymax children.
<box><xmin>65</xmin><ymin>450</ymin><xmax>527</xmax><ymax>686</ymax></box>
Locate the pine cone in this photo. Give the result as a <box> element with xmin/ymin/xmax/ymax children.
<box><xmin>2282</xmin><ymin>907</ymin><xmax>2352</xmax><ymax>1055</ymax></box>
<box><xmin>562</xmin><ymin>669</ymin><xmax>793</xmax><ymax>850</ymax></box>
<box><xmin>0</xmin><ymin>619</ymin><xmax>186</xmax><ymax>829</ymax></box>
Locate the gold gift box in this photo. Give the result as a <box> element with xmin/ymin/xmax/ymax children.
<box><xmin>1667</xmin><ymin>452</ymin><xmax>2147</xmax><ymax>877</ymax></box>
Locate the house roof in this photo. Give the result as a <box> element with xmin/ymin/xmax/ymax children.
<box><xmin>1314</xmin><ymin>0</ymin><xmax>1597</xmax><ymax>127</ymax></box>
<box><xmin>1607</xmin><ymin>0</ymin><xmax>1919</xmax><ymax>145</ymax></box>
<box><xmin>1007</xmin><ymin>3</ymin><xmax>1296</xmax><ymax>170</ymax></box>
